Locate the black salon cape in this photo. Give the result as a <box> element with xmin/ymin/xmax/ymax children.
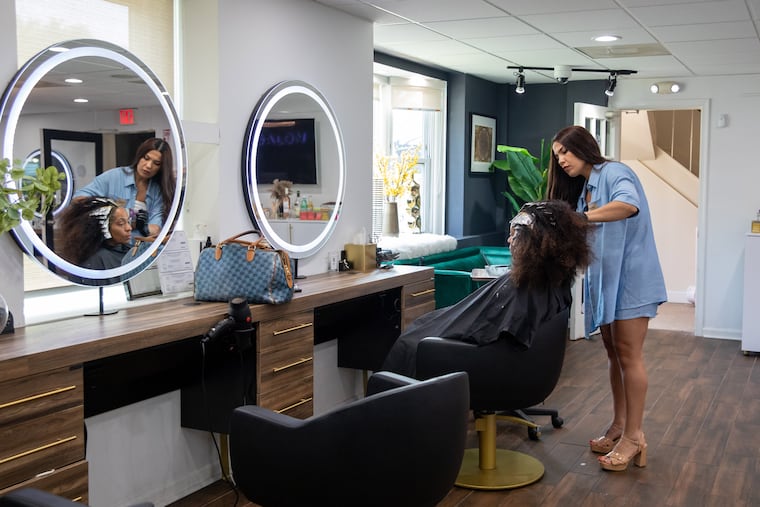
<box><xmin>381</xmin><ymin>274</ymin><xmax>572</xmax><ymax>377</ymax></box>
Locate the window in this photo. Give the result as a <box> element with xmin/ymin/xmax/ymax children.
<box><xmin>372</xmin><ymin>66</ymin><xmax>446</xmax><ymax>240</ymax></box>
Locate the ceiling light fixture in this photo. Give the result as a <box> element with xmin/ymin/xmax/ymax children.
<box><xmin>65</xmin><ymin>78</ymin><xmax>83</xmax><ymax>84</ymax></box>
<box><xmin>515</xmin><ymin>68</ymin><xmax>525</xmax><ymax>94</ymax></box>
<box><xmin>605</xmin><ymin>73</ymin><xmax>618</xmax><ymax>97</ymax></box>
<box><xmin>650</xmin><ymin>81</ymin><xmax>681</xmax><ymax>94</ymax></box>
<box><xmin>594</xmin><ymin>34</ymin><xmax>621</xmax><ymax>42</ymax></box>
<box><xmin>506</xmin><ymin>66</ymin><xmax>637</xmax><ymax>95</ymax></box>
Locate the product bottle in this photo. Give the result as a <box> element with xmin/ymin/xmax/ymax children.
<box><xmin>307</xmin><ymin>195</ymin><xmax>314</xmax><ymax>211</ymax></box>
<box><xmin>282</xmin><ymin>188</ymin><xmax>291</xmax><ymax>218</ymax></box>
<box><xmin>300</xmin><ymin>192</ymin><xmax>308</xmax><ymax>217</ymax></box>
<box><xmin>753</xmin><ymin>209</ymin><xmax>760</xmax><ymax>233</ymax></box>
<box><xmin>294</xmin><ymin>190</ymin><xmax>301</xmax><ymax>211</ymax></box>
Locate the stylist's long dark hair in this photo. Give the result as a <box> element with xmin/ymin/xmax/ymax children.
<box><xmin>546</xmin><ymin>126</ymin><xmax>607</xmax><ymax>206</ymax></box>
<box><xmin>131</xmin><ymin>137</ymin><xmax>175</xmax><ymax>223</ymax></box>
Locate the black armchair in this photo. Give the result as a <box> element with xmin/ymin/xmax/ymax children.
<box><xmin>416</xmin><ymin>308</ymin><xmax>570</xmax><ymax>490</ymax></box>
<box><xmin>229</xmin><ymin>371</ymin><xmax>470</xmax><ymax>507</ymax></box>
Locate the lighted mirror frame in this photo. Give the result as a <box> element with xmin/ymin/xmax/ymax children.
<box><xmin>242</xmin><ymin>80</ymin><xmax>345</xmax><ymax>258</ymax></box>
<box><xmin>0</xmin><ymin>39</ymin><xmax>186</xmax><ymax>286</ymax></box>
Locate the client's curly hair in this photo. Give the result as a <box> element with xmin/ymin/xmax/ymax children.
<box><xmin>58</xmin><ymin>197</ymin><xmax>124</xmax><ymax>265</ymax></box>
<box><xmin>508</xmin><ymin>200</ymin><xmax>592</xmax><ymax>289</ymax></box>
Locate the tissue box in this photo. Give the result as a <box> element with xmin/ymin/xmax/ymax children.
<box><xmin>345</xmin><ymin>243</ymin><xmax>377</xmax><ymax>272</ymax></box>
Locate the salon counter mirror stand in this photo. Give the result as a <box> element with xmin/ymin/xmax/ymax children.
<box><xmin>0</xmin><ymin>39</ymin><xmax>187</xmax><ymax>314</ymax></box>
<box><xmin>241</xmin><ymin>80</ymin><xmax>346</xmax><ymax>284</ymax></box>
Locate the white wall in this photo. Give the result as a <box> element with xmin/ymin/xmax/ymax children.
<box><xmin>613</xmin><ymin>75</ymin><xmax>760</xmax><ymax>339</ymax></box>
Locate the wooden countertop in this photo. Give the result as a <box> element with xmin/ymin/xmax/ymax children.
<box><xmin>0</xmin><ymin>265</ymin><xmax>434</xmax><ymax>383</ymax></box>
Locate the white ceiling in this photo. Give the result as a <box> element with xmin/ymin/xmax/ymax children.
<box><xmin>314</xmin><ymin>0</ymin><xmax>760</xmax><ymax>85</ymax></box>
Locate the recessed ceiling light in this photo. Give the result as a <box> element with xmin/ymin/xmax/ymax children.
<box><xmin>73</xmin><ymin>98</ymin><xmax>89</xmax><ymax>103</ymax></box>
<box><xmin>65</xmin><ymin>78</ymin><xmax>83</xmax><ymax>84</ymax></box>
<box><xmin>594</xmin><ymin>35</ymin><xmax>621</xmax><ymax>42</ymax></box>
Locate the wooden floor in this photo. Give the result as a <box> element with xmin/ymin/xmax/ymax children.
<box><xmin>173</xmin><ymin>327</ymin><xmax>760</xmax><ymax>506</ymax></box>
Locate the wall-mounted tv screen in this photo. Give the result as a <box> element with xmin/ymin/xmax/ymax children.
<box><xmin>256</xmin><ymin>118</ymin><xmax>318</xmax><ymax>185</ymax></box>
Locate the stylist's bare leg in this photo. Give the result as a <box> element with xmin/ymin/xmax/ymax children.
<box><xmin>590</xmin><ymin>325</ymin><xmax>625</xmax><ymax>452</ymax></box>
<box><xmin>599</xmin><ymin>317</ymin><xmax>649</xmax><ymax>470</ymax></box>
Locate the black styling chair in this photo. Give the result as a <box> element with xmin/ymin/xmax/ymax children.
<box><xmin>416</xmin><ymin>308</ymin><xmax>569</xmax><ymax>490</ymax></box>
<box><xmin>0</xmin><ymin>489</ymin><xmax>152</xmax><ymax>507</ymax></box>
<box><xmin>229</xmin><ymin>371</ymin><xmax>469</xmax><ymax>507</ymax></box>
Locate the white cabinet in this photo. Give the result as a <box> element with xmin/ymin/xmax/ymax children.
<box><xmin>742</xmin><ymin>234</ymin><xmax>760</xmax><ymax>353</ymax></box>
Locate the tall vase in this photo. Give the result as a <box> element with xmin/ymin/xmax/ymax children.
<box><xmin>0</xmin><ymin>292</ymin><xmax>8</xmax><ymax>333</ymax></box>
<box><xmin>383</xmin><ymin>201</ymin><xmax>399</xmax><ymax>237</ymax></box>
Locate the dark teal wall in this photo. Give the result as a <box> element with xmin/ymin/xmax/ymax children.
<box><xmin>374</xmin><ymin>53</ymin><xmax>607</xmax><ymax>247</ymax></box>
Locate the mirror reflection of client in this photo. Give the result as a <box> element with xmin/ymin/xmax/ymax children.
<box><xmin>381</xmin><ymin>200</ymin><xmax>592</xmax><ymax>378</ymax></box>
<box><xmin>58</xmin><ymin>197</ymin><xmax>133</xmax><ymax>270</ymax></box>
<box><xmin>74</xmin><ymin>137</ymin><xmax>175</xmax><ymax>238</ymax></box>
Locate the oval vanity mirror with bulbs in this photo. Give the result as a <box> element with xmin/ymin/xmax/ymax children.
<box><xmin>0</xmin><ymin>39</ymin><xmax>186</xmax><ymax>286</ymax></box>
<box><xmin>242</xmin><ymin>80</ymin><xmax>345</xmax><ymax>259</ymax></box>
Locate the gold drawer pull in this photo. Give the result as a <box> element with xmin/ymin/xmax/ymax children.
<box><xmin>410</xmin><ymin>288</ymin><xmax>435</xmax><ymax>297</ymax></box>
<box><xmin>272</xmin><ymin>357</ymin><xmax>313</xmax><ymax>373</ymax></box>
<box><xmin>272</xmin><ymin>322</ymin><xmax>313</xmax><ymax>336</ymax></box>
<box><xmin>0</xmin><ymin>436</ymin><xmax>77</xmax><ymax>465</ymax></box>
<box><xmin>276</xmin><ymin>397</ymin><xmax>313</xmax><ymax>414</ymax></box>
<box><xmin>0</xmin><ymin>385</ymin><xmax>77</xmax><ymax>410</ymax></box>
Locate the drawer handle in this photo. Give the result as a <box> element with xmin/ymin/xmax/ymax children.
<box><xmin>410</xmin><ymin>288</ymin><xmax>435</xmax><ymax>297</ymax></box>
<box><xmin>272</xmin><ymin>322</ymin><xmax>313</xmax><ymax>336</ymax></box>
<box><xmin>0</xmin><ymin>436</ymin><xmax>77</xmax><ymax>465</ymax></box>
<box><xmin>0</xmin><ymin>385</ymin><xmax>77</xmax><ymax>410</ymax></box>
<box><xmin>272</xmin><ymin>357</ymin><xmax>313</xmax><ymax>373</ymax></box>
<box><xmin>276</xmin><ymin>397</ymin><xmax>313</xmax><ymax>414</ymax></box>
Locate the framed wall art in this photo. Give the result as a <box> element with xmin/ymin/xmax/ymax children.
<box><xmin>470</xmin><ymin>113</ymin><xmax>496</xmax><ymax>173</ymax></box>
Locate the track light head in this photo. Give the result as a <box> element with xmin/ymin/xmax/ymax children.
<box><xmin>605</xmin><ymin>73</ymin><xmax>618</xmax><ymax>97</ymax></box>
<box><xmin>515</xmin><ymin>68</ymin><xmax>526</xmax><ymax>94</ymax></box>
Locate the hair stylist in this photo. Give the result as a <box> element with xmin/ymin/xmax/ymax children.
<box><xmin>74</xmin><ymin>137</ymin><xmax>174</xmax><ymax>238</ymax></box>
<box><xmin>547</xmin><ymin>125</ymin><xmax>667</xmax><ymax>472</ymax></box>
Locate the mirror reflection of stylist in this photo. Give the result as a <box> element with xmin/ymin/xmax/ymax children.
<box><xmin>58</xmin><ymin>197</ymin><xmax>133</xmax><ymax>270</ymax></box>
<box><xmin>74</xmin><ymin>138</ymin><xmax>175</xmax><ymax>238</ymax></box>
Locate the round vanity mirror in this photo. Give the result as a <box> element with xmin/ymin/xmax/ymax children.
<box><xmin>242</xmin><ymin>80</ymin><xmax>345</xmax><ymax>258</ymax></box>
<box><xmin>0</xmin><ymin>39</ymin><xmax>186</xmax><ymax>286</ymax></box>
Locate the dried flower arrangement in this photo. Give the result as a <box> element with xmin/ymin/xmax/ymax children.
<box><xmin>269</xmin><ymin>178</ymin><xmax>293</xmax><ymax>201</ymax></box>
<box><xmin>374</xmin><ymin>145</ymin><xmax>420</xmax><ymax>201</ymax></box>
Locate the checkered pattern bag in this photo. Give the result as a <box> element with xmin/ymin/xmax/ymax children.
<box><xmin>194</xmin><ymin>231</ymin><xmax>294</xmax><ymax>304</ymax></box>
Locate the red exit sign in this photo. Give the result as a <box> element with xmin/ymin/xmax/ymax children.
<box><xmin>119</xmin><ymin>108</ymin><xmax>135</xmax><ymax>125</ymax></box>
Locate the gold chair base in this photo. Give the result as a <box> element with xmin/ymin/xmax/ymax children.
<box><xmin>455</xmin><ymin>448</ymin><xmax>544</xmax><ymax>490</ymax></box>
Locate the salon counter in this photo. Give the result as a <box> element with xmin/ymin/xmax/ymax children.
<box><xmin>0</xmin><ymin>265</ymin><xmax>435</xmax><ymax>503</ymax></box>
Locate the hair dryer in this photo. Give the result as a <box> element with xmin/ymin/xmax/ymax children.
<box><xmin>202</xmin><ymin>297</ymin><xmax>253</xmax><ymax>350</ymax></box>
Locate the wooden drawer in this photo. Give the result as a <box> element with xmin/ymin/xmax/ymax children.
<box><xmin>402</xmin><ymin>278</ymin><xmax>435</xmax><ymax>329</ymax></box>
<box><xmin>0</xmin><ymin>405</ymin><xmax>85</xmax><ymax>490</ymax></box>
<box><xmin>0</xmin><ymin>460</ymin><xmax>88</xmax><ymax>504</ymax></box>
<box><xmin>0</xmin><ymin>367</ymin><xmax>83</xmax><ymax>426</ymax></box>
<box><xmin>257</xmin><ymin>310</ymin><xmax>314</xmax><ymax>418</ymax></box>
<box><xmin>403</xmin><ymin>278</ymin><xmax>435</xmax><ymax>310</ymax></box>
<box><xmin>257</xmin><ymin>376</ymin><xmax>313</xmax><ymax>418</ymax></box>
<box><xmin>258</xmin><ymin>310</ymin><xmax>314</xmax><ymax>351</ymax></box>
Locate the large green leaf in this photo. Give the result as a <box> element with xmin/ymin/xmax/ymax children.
<box><xmin>492</xmin><ymin>142</ymin><xmax>548</xmax><ymax>214</ymax></box>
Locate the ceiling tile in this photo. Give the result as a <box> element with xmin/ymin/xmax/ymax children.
<box><xmin>628</xmin><ymin>0</ymin><xmax>751</xmax><ymax>26</ymax></box>
<box><xmin>423</xmin><ymin>17</ymin><xmax>537</xmax><ymax>39</ymax></box>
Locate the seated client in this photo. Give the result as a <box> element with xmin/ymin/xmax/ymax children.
<box><xmin>381</xmin><ymin>200</ymin><xmax>592</xmax><ymax>377</ymax></box>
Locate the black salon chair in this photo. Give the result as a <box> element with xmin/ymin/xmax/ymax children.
<box><xmin>0</xmin><ymin>489</ymin><xmax>153</xmax><ymax>507</ymax></box>
<box><xmin>416</xmin><ymin>308</ymin><xmax>569</xmax><ymax>490</ymax></box>
<box><xmin>229</xmin><ymin>371</ymin><xmax>469</xmax><ymax>507</ymax></box>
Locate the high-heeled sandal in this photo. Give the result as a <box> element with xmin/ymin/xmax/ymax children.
<box><xmin>589</xmin><ymin>426</ymin><xmax>622</xmax><ymax>454</ymax></box>
<box><xmin>599</xmin><ymin>434</ymin><xmax>647</xmax><ymax>471</ymax></box>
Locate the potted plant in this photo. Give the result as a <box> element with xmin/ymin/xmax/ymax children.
<box><xmin>490</xmin><ymin>140</ymin><xmax>550</xmax><ymax>216</ymax></box>
<box><xmin>0</xmin><ymin>157</ymin><xmax>64</xmax><ymax>332</ymax></box>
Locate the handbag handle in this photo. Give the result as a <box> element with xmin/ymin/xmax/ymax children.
<box><xmin>215</xmin><ymin>230</ymin><xmax>266</xmax><ymax>261</ymax></box>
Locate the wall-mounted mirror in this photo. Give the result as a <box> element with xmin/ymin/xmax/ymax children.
<box><xmin>0</xmin><ymin>39</ymin><xmax>186</xmax><ymax>286</ymax></box>
<box><xmin>242</xmin><ymin>80</ymin><xmax>345</xmax><ymax>258</ymax></box>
